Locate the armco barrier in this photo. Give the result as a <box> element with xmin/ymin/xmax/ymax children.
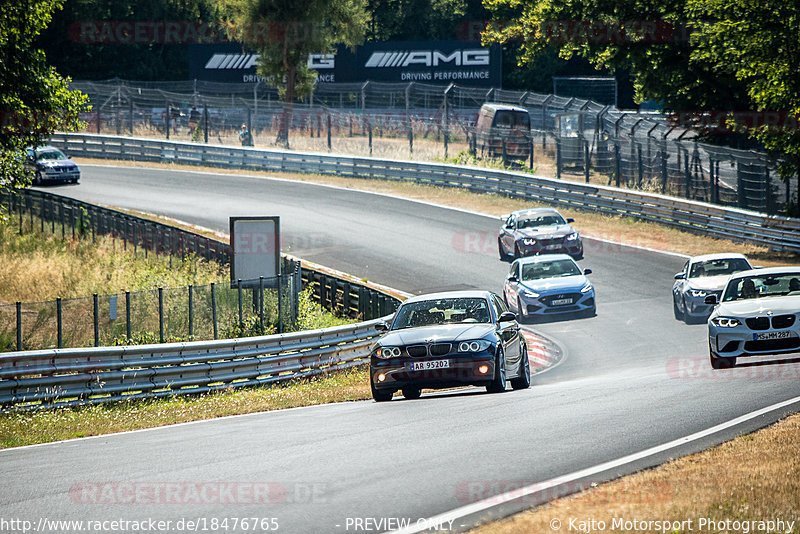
<box><xmin>50</xmin><ymin>133</ymin><xmax>800</xmax><ymax>252</ymax></box>
<box><xmin>0</xmin><ymin>320</ymin><xmax>382</xmax><ymax>411</ymax></box>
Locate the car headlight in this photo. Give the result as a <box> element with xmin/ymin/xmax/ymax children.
<box><xmin>522</xmin><ymin>238</ymin><xmax>537</xmax><ymax>246</ymax></box>
<box><xmin>566</xmin><ymin>232</ymin><xmax>579</xmax><ymax>241</ymax></box>
<box><xmin>711</xmin><ymin>317</ymin><xmax>741</xmax><ymax>328</ymax></box>
<box><xmin>520</xmin><ymin>287</ymin><xmax>540</xmax><ymax>298</ymax></box>
<box><xmin>458</xmin><ymin>340</ymin><xmax>492</xmax><ymax>352</ymax></box>
<box><xmin>580</xmin><ymin>283</ymin><xmax>593</xmax><ymax>293</ymax></box>
<box><xmin>689</xmin><ymin>289</ymin><xmax>708</xmax><ymax>298</ymax></box>
<box><xmin>375</xmin><ymin>346</ymin><xmax>401</xmax><ymax>359</ymax></box>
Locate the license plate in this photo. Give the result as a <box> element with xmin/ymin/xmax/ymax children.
<box><xmin>409</xmin><ymin>360</ymin><xmax>450</xmax><ymax>371</ymax></box>
<box><xmin>544</xmin><ymin>244</ymin><xmax>561</xmax><ymax>250</ymax></box>
<box><xmin>754</xmin><ymin>331</ymin><xmax>792</xmax><ymax>341</ymax></box>
<box><xmin>551</xmin><ymin>298</ymin><xmax>572</xmax><ymax>306</ymax></box>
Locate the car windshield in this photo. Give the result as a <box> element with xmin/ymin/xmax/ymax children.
<box><xmin>689</xmin><ymin>258</ymin><xmax>751</xmax><ymax>278</ymax></box>
<box><xmin>722</xmin><ymin>273</ymin><xmax>800</xmax><ymax>301</ymax></box>
<box><xmin>518</xmin><ymin>215</ymin><xmax>565</xmax><ymax>229</ymax></box>
<box><xmin>36</xmin><ymin>149</ymin><xmax>67</xmax><ymax>161</ymax></box>
<box><xmin>392</xmin><ymin>298</ymin><xmax>491</xmax><ymax>329</ymax></box>
<box><xmin>521</xmin><ymin>259</ymin><xmax>581</xmax><ymax>281</ymax></box>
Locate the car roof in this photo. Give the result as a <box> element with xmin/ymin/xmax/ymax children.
<box><xmin>515</xmin><ymin>253</ymin><xmax>575</xmax><ymax>265</ymax></box>
<box><xmin>689</xmin><ymin>253</ymin><xmax>749</xmax><ymax>263</ymax></box>
<box><xmin>729</xmin><ymin>266</ymin><xmax>800</xmax><ymax>279</ymax></box>
<box><xmin>512</xmin><ymin>208</ymin><xmax>562</xmax><ymax>218</ymax></box>
<box><xmin>401</xmin><ymin>290</ymin><xmax>496</xmax><ymax>304</ymax></box>
<box><xmin>481</xmin><ymin>103</ymin><xmax>529</xmax><ymax>113</ymax></box>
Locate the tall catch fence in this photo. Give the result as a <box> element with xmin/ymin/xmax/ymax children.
<box><xmin>0</xmin><ymin>188</ymin><xmax>401</xmax><ymax>352</ymax></box>
<box><xmin>71</xmin><ymin>79</ymin><xmax>796</xmax><ymax>215</ymax></box>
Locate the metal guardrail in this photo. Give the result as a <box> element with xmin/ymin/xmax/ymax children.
<box><xmin>0</xmin><ymin>320</ymin><xmax>382</xmax><ymax>411</ymax></box>
<box><xmin>51</xmin><ymin>133</ymin><xmax>800</xmax><ymax>252</ymax></box>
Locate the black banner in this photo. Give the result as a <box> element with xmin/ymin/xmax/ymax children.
<box><xmin>189</xmin><ymin>41</ymin><xmax>502</xmax><ymax>86</ymax></box>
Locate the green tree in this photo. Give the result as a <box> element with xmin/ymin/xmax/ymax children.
<box><xmin>688</xmin><ymin>0</ymin><xmax>800</xmax><ymax>211</ymax></box>
<box><xmin>220</xmin><ymin>0</ymin><xmax>368</xmax><ymax>147</ymax></box>
<box><xmin>0</xmin><ymin>0</ymin><xmax>90</xmax><ymax>190</ymax></box>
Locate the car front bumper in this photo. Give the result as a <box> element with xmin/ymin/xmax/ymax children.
<box><xmin>371</xmin><ymin>353</ymin><xmax>496</xmax><ymax>391</ymax></box>
<box><xmin>518</xmin><ymin>290</ymin><xmax>595</xmax><ymax>317</ymax></box>
<box><xmin>709</xmin><ymin>323</ymin><xmax>800</xmax><ymax>359</ymax></box>
<box><xmin>517</xmin><ymin>240</ymin><xmax>583</xmax><ymax>258</ymax></box>
<box><xmin>41</xmin><ymin>168</ymin><xmax>80</xmax><ymax>183</ymax></box>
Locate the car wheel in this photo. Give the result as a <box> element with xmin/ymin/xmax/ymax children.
<box><xmin>34</xmin><ymin>172</ymin><xmax>42</xmax><ymax>186</ymax></box>
<box><xmin>514</xmin><ymin>243</ymin><xmax>522</xmax><ymax>259</ymax></box>
<box><xmin>486</xmin><ymin>348</ymin><xmax>507</xmax><ymax>393</ymax></box>
<box><xmin>517</xmin><ymin>297</ymin><xmax>526</xmax><ymax>319</ymax></box>
<box><xmin>510</xmin><ymin>342</ymin><xmax>531</xmax><ymax>390</ymax></box>
<box><xmin>572</xmin><ymin>250</ymin><xmax>584</xmax><ymax>260</ymax></box>
<box><xmin>498</xmin><ymin>238</ymin><xmax>509</xmax><ymax>261</ymax></box>
<box><xmin>673</xmin><ymin>296</ymin><xmax>684</xmax><ymax>321</ymax></box>
<box><xmin>681</xmin><ymin>297</ymin><xmax>691</xmax><ymax>324</ymax></box>
<box><xmin>402</xmin><ymin>387</ymin><xmax>422</xmax><ymax>400</ymax></box>
<box><xmin>709</xmin><ymin>344</ymin><xmax>736</xmax><ymax>369</ymax></box>
<box><xmin>370</xmin><ymin>374</ymin><xmax>394</xmax><ymax>402</ymax></box>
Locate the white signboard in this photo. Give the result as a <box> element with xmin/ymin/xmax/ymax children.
<box><xmin>230</xmin><ymin>217</ymin><xmax>280</xmax><ymax>286</ymax></box>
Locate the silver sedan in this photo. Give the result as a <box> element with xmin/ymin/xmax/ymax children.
<box><xmin>672</xmin><ymin>253</ymin><xmax>752</xmax><ymax>323</ymax></box>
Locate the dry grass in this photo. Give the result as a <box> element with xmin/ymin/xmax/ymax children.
<box><xmin>0</xmin><ymin>366</ymin><xmax>371</xmax><ymax>449</ymax></box>
<box><xmin>0</xmin><ymin>222</ymin><xmax>225</xmax><ymax>303</ymax></box>
<box><xmin>75</xmin><ymin>157</ymin><xmax>799</xmax><ymax>267</ymax></box>
<box><xmin>470</xmin><ymin>412</ymin><xmax>800</xmax><ymax>533</ymax></box>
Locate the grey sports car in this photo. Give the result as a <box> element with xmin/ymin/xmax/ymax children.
<box><xmin>498</xmin><ymin>208</ymin><xmax>583</xmax><ymax>260</ymax></box>
<box><xmin>370</xmin><ymin>290</ymin><xmax>530</xmax><ymax>401</ymax></box>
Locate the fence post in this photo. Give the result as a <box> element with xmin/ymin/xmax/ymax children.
<box><xmin>259</xmin><ymin>276</ymin><xmax>264</xmax><ymax>332</ymax></box>
<box><xmin>555</xmin><ymin>139</ymin><xmax>562</xmax><ymax>179</ymax></box>
<box><xmin>203</xmin><ymin>105</ymin><xmax>209</xmax><ymax>144</ymax></box>
<box><xmin>16</xmin><ymin>302</ymin><xmax>22</xmax><ymax>351</ymax></box>
<box><xmin>327</xmin><ymin>114</ymin><xmax>332</xmax><ymax>151</ymax></box>
<box><xmin>583</xmin><ymin>138</ymin><xmax>590</xmax><ymax>183</ymax></box>
<box><xmin>93</xmin><ymin>293</ymin><xmax>99</xmax><ymax>347</ymax></box>
<box><xmin>57</xmin><ymin>297</ymin><xmax>63</xmax><ymax>348</ymax></box>
<box><xmin>277</xmin><ymin>274</ymin><xmax>283</xmax><ymax>334</ymax></box>
<box><xmin>368</xmin><ymin>118</ymin><xmax>373</xmax><ymax>156</ymax></box>
<box><xmin>660</xmin><ymin>142</ymin><xmax>668</xmax><ymax>193</ymax></box>
<box><xmin>211</xmin><ymin>282</ymin><xmax>218</xmax><ymax>340</ymax></box>
<box><xmin>125</xmin><ymin>291</ymin><xmax>131</xmax><ymax>342</ymax></box>
<box><xmin>614</xmin><ymin>139</ymin><xmax>621</xmax><ymax>187</ymax></box>
<box><xmin>237</xmin><ymin>279</ymin><xmax>243</xmax><ymax>327</ymax></box>
<box><xmin>158</xmin><ymin>287</ymin><xmax>164</xmax><ymax>343</ymax></box>
<box><xmin>188</xmin><ymin>284</ymin><xmax>194</xmax><ymax>338</ymax></box>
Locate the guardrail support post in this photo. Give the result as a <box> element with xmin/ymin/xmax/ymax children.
<box><xmin>93</xmin><ymin>293</ymin><xmax>99</xmax><ymax>347</ymax></box>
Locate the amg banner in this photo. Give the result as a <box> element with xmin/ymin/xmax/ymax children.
<box><xmin>188</xmin><ymin>41</ymin><xmax>502</xmax><ymax>86</ymax></box>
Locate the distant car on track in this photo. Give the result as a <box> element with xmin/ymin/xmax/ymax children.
<box><xmin>706</xmin><ymin>266</ymin><xmax>800</xmax><ymax>369</ymax></box>
<box><xmin>498</xmin><ymin>208</ymin><xmax>583</xmax><ymax>260</ymax></box>
<box><xmin>26</xmin><ymin>146</ymin><xmax>80</xmax><ymax>185</ymax></box>
<box><xmin>672</xmin><ymin>253</ymin><xmax>753</xmax><ymax>323</ymax></box>
<box><xmin>370</xmin><ymin>290</ymin><xmax>529</xmax><ymax>401</ymax></box>
<box><xmin>503</xmin><ymin>254</ymin><xmax>595</xmax><ymax>321</ymax></box>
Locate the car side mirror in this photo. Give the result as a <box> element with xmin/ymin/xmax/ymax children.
<box><xmin>67</xmin><ymin>155</ymin><xmax>72</xmax><ymax>159</ymax></box>
<box><xmin>498</xmin><ymin>311</ymin><xmax>517</xmax><ymax>323</ymax></box>
<box><xmin>674</xmin><ymin>273</ymin><xmax>686</xmax><ymax>280</ymax></box>
<box><xmin>583</xmin><ymin>268</ymin><xmax>592</xmax><ymax>275</ymax></box>
<box><xmin>374</xmin><ymin>321</ymin><xmax>389</xmax><ymax>332</ymax></box>
<box><xmin>566</xmin><ymin>218</ymin><xmax>575</xmax><ymax>223</ymax></box>
<box><xmin>704</xmin><ymin>295</ymin><xmax>719</xmax><ymax>305</ymax></box>
<box><xmin>506</xmin><ymin>275</ymin><xmax>518</xmax><ymax>283</ymax></box>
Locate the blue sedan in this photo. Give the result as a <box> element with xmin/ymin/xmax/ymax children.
<box><xmin>503</xmin><ymin>254</ymin><xmax>595</xmax><ymax>320</ymax></box>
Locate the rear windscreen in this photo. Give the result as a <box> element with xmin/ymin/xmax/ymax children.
<box><xmin>493</xmin><ymin>111</ymin><xmax>530</xmax><ymax>129</ymax></box>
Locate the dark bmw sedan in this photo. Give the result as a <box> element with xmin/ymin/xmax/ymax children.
<box><xmin>370</xmin><ymin>290</ymin><xmax>530</xmax><ymax>401</ymax></box>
